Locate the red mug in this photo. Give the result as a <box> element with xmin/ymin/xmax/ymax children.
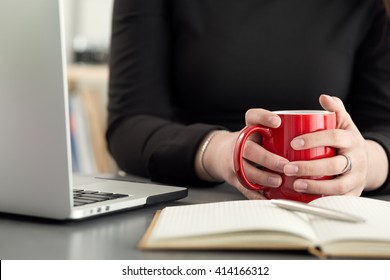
<box><xmin>233</xmin><ymin>110</ymin><xmax>336</xmax><ymax>202</ymax></box>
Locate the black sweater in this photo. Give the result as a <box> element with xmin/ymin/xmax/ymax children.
<box><xmin>107</xmin><ymin>0</ymin><xmax>390</xmax><ymax>194</ymax></box>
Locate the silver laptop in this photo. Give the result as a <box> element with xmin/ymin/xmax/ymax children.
<box><xmin>0</xmin><ymin>0</ymin><xmax>187</xmax><ymax>220</ymax></box>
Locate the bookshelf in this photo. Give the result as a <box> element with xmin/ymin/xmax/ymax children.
<box><xmin>67</xmin><ymin>64</ymin><xmax>116</xmax><ymax>174</ymax></box>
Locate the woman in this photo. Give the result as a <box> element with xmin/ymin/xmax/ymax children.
<box><xmin>107</xmin><ymin>0</ymin><xmax>390</xmax><ymax>199</ymax></box>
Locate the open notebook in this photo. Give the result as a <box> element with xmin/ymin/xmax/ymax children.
<box><xmin>139</xmin><ymin>196</ymin><xmax>390</xmax><ymax>259</ymax></box>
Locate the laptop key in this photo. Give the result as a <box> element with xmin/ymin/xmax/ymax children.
<box><xmin>81</xmin><ymin>190</ymin><xmax>99</xmax><ymax>194</ymax></box>
<box><xmin>74</xmin><ymin>201</ymin><xmax>87</xmax><ymax>207</ymax></box>
<box><xmin>73</xmin><ymin>189</ymin><xmax>130</xmax><ymax>207</ymax></box>
<box><xmin>74</xmin><ymin>198</ymin><xmax>103</xmax><ymax>204</ymax></box>
<box><xmin>77</xmin><ymin>195</ymin><xmax>110</xmax><ymax>202</ymax></box>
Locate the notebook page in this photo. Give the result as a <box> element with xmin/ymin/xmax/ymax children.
<box><xmin>309</xmin><ymin>196</ymin><xmax>390</xmax><ymax>244</ymax></box>
<box><xmin>148</xmin><ymin>200</ymin><xmax>318</xmax><ymax>243</ymax></box>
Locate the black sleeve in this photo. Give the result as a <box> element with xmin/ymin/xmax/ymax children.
<box><xmin>348</xmin><ymin>5</ymin><xmax>390</xmax><ymax>195</ymax></box>
<box><xmin>106</xmin><ymin>0</ymin><xmax>221</xmax><ymax>186</ymax></box>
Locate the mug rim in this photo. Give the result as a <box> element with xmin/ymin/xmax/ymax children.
<box><xmin>273</xmin><ymin>110</ymin><xmax>334</xmax><ymax>115</ymax></box>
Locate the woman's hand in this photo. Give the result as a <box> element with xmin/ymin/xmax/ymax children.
<box><xmin>283</xmin><ymin>94</ymin><xmax>388</xmax><ymax>196</ymax></box>
<box><xmin>195</xmin><ymin>109</ymin><xmax>289</xmax><ymax>200</ymax></box>
<box><xmin>196</xmin><ymin>94</ymin><xmax>388</xmax><ymax>199</ymax></box>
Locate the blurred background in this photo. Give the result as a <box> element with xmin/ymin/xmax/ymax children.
<box><xmin>64</xmin><ymin>0</ymin><xmax>112</xmax><ymax>65</ymax></box>
<box><xmin>63</xmin><ymin>0</ymin><xmax>116</xmax><ymax>175</ymax></box>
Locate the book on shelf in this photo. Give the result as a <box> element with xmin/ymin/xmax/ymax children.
<box><xmin>139</xmin><ymin>196</ymin><xmax>390</xmax><ymax>259</ymax></box>
<box><xmin>68</xmin><ymin>88</ymin><xmax>116</xmax><ymax>174</ymax></box>
<box><xmin>68</xmin><ymin>92</ymin><xmax>97</xmax><ymax>174</ymax></box>
<box><xmin>81</xmin><ymin>88</ymin><xmax>115</xmax><ymax>174</ymax></box>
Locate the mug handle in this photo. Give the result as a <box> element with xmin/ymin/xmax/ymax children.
<box><xmin>233</xmin><ymin>125</ymin><xmax>273</xmax><ymax>191</ymax></box>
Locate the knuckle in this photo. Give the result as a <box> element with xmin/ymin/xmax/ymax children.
<box><xmin>243</xmin><ymin>141</ymin><xmax>257</xmax><ymax>159</ymax></box>
<box><xmin>244</xmin><ymin>110</ymin><xmax>257</xmax><ymax>126</ymax></box>
<box><xmin>353</xmin><ymin>132</ymin><xmax>365</xmax><ymax>146</ymax></box>
<box><xmin>245</xmin><ymin>108</ymin><xmax>269</xmax><ymax>125</ymax></box>
<box><xmin>301</xmin><ymin>163</ymin><xmax>312</xmax><ymax>175</ymax></box>
<box><xmin>296</xmin><ymin>163</ymin><xmax>311</xmax><ymax>176</ymax></box>
<box><xmin>243</xmin><ymin>162</ymin><xmax>261</xmax><ymax>182</ymax></box>
<box><xmin>332</xmin><ymin>96</ymin><xmax>342</xmax><ymax>103</ymax></box>
<box><xmin>261</xmin><ymin>152</ymin><xmax>274</xmax><ymax>168</ymax></box>
<box><xmin>345</xmin><ymin>112</ymin><xmax>353</xmax><ymax>123</ymax></box>
<box><xmin>245</xmin><ymin>109</ymin><xmax>262</xmax><ymax>123</ymax></box>
<box><xmin>244</xmin><ymin>109</ymin><xmax>253</xmax><ymax>121</ymax></box>
<box><xmin>335</xmin><ymin>180</ymin><xmax>349</xmax><ymax>194</ymax></box>
<box><xmin>330</xmin><ymin>129</ymin><xmax>342</xmax><ymax>144</ymax></box>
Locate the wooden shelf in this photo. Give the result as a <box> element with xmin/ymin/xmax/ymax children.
<box><xmin>67</xmin><ymin>64</ymin><xmax>108</xmax><ymax>83</ymax></box>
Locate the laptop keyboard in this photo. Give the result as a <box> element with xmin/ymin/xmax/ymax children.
<box><xmin>73</xmin><ymin>189</ymin><xmax>130</xmax><ymax>207</ymax></box>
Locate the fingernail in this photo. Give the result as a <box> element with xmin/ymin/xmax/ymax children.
<box><xmin>291</xmin><ymin>138</ymin><xmax>305</xmax><ymax>149</ymax></box>
<box><xmin>268</xmin><ymin>116</ymin><xmax>280</xmax><ymax>127</ymax></box>
<box><xmin>275</xmin><ymin>160</ymin><xmax>289</xmax><ymax>172</ymax></box>
<box><xmin>267</xmin><ymin>175</ymin><xmax>282</xmax><ymax>187</ymax></box>
<box><xmin>294</xmin><ymin>180</ymin><xmax>308</xmax><ymax>192</ymax></box>
<box><xmin>284</xmin><ymin>164</ymin><xmax>298</xmax><ymax>175</ymax></box>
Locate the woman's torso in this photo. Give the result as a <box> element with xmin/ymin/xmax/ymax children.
<box><xmin>170</xmin><ymin>0</ymin><xmax>377</xmax><ymax>130</ymax></box>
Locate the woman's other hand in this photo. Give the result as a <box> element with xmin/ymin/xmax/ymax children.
<box><xmin>283</xmin><ymin>94</ymin><xmax>388</xmax><ymax>196</ymax></box>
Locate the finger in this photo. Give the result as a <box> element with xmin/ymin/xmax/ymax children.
<box><xmin>245</xmin><ymin>108</ymin><xmax>281</xmax><ymax>127</ymax></box>
<box><xmin>319</xmin><ymin>94</ymin><xmax>358</xmax><ymax>131</ymax></box>
<box><xmin>227</xmin><ymin>176</ymin><xmax>268</xmax><ymax>200</ymax></box>
<box><xmin>242</xmin><ymin>160</ymin><xmax>283</xmax><ymax>188</ymax></box>
<box><xmin>243</xmin><ymin>139</ymin><xmax>289</xmax><ymax>172</ymax></box>
<box><xmin>284</xmin><ymin>155</ymin><xmax>351</xmax><ymax>177</ymax></box>
<box><xmin>290</xmin><ymin>129</ymin><xmax>358</xmax><ymax>150</ymax></box>
<box><xmin>292</xmin><ymin>175</ymin><xmax>363</xmax><ymax>196</ymax></box>
<box><xmin>231</xmin><ymin>182</ymin><xmax>267</xmax><ymax>200</ymax></box>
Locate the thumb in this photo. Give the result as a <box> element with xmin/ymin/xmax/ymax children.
<box><xmin>319</xmin><ymin>94</ymin><xmax>358</xmax><ymax>131</ymax></box>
